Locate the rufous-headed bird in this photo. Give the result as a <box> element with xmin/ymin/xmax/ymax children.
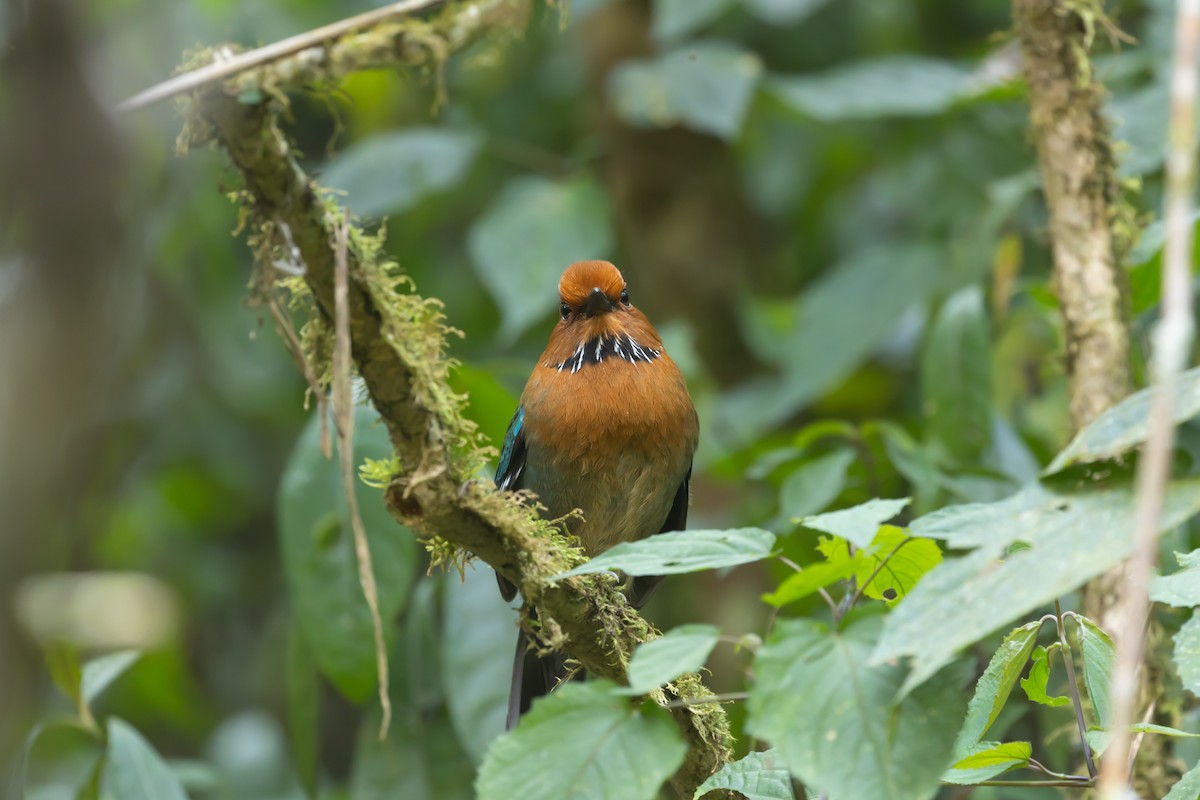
<box><xmin>494</xmin><ymin>260</ymin><xmax>698</xmax><ymax>729</ymax></box>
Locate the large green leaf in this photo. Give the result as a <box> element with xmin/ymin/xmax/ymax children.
<box><xmin>1176</xmin><ymin>613</ymin><xmax>1200</xmax><ymax>697</ymax></box>
<box><xmin>942</xmin><ymin>741</ymin><xmax>1031</xmax><ymax>785</ymax></box>
<box><xmin>350</xmin><ymin>707</ymin><xmax>474</xmax><ymax>800</ymax></box>
<box><xmin>1045</xmin><ymin>366</ymin><xmax>1200</xmax><ymax>473</ymax></box>
<box><xmin>778</xmin><ymin>449</ymin><xmax>855</xmax><ymax>520</ymax></box>
<box><xmin>476</xmin><ymin>681</ymin><xmax>687</xmax><ymax>800</ymax></box>
<box><xmin>467</xmin><ymin>174</ymin><xmax>614</xmax><ymax>342</ymax></box>
<box><xmin>876</xmin><ymin>476</ymin><xmax>1200</xmax><ymax>692</ymax></box>
<box><xmin>550</xmin><ymin>528</ymin><xmax>776</xmax><ymax>580</ymax></box>
<box><xmin>320</xmin><ymin>128</ymin><xmax>482</xmax><ymax>217</ymax></box>
<box><xmin>1165</xmin><ymin>756</ymin><xmax>1200</xmax><ymax>800</ymax></box>
<box><xmin>907</xmin><ymin>482</ymin><xmax>1051</xmax><ymax>547</ymax></box>
<box><xmin>621</xmin><ymin>624</ymin><xmax>721</xmax><ymax>695</ymax></box>
<box><xmin>798</xmin><ymin>497</ymin><xmax>911</xmax><ymax>550</ymax></box>
<box><xmin>651</xmin><ymin>0</ymin><xmax>732</xmax><ymax>41</ymax></box>
<box><xmin>1074</xmin><ymin>615</ymin><xmax>1115</xmax><ymax>729</ymax></box>
<box><xmin>721</xmin><ymin>243</ymin><xmax>943</xmax><ymax>445</ymax></box>
<box><xmin>278</xmin><ymin>407</ymin><xmax>418</xmax><ymax>703</ymax></box>
<box><xmin>1151</xmin><ymin>549</ymin><xmax>1200</xmax><ymax>607</ymax></box>
<box><xmin>743</xmin><ymin>0</ymin><xmax>831</xmax><ymax>26</ymax></box>
<box><xmin>81</xmin><ymin>650</ymin><xmax>141</xmax><ymax>707</ymax></box>
<box><xmin>1019</xmin><ymin>645</ymin><xmax>1070</xmax><ymax>708</ymax></box>
<box><xmin>609</xmin><ymin>41</ymin><xmax>763</xmax><ymax>140</ymax></box>
<box><xmin>920</xmin><ymin>286</ymin><xmax>991</xmax><ymax>462</ymax></box>
<box><xmin>747</xmin><ymin>615</ymin><xmax>966</xmax><ymax>800</ymax></box>
<box><xmin>439</xmin><ymin>566</ymin><xmax>519</xmax><ymax>763</ymax></box>
<box><xmin>694</xmin><ymin>749</ymin><xmax>794</xmax><ymax>800</ymax></box>
<box><xmin>769</xmin><ymin>57</ymin><xmax>979</xmax><ymax>121</ymax></box>
<box><xmin>101</xmin><ymin>718</ymin><xmax>188</xmax><ymax>800</ymax></box>
<box><xmin>955</xmin><ymin>619</ymin><xmax>1043</xmax><ymax>753</ymax></box>
<box><xmin>286</xmin><ymin>620</ymin><xmax>319</xmax><ymax>797</ymax></box>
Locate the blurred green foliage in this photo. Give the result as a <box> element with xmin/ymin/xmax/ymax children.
<box><xmin>4</xmin><ymin>0</ymin><xmax>1200</xmax><ymax>797</ymax></box>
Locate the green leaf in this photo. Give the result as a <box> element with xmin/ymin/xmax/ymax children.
<box><xmin>651</xmin><ymin>0</ymin><xmax>733</xmax><ymax>41</ymax></box>
<box><xmin>278</xmin><ymin>407</ymin><xmax>418</xmax><ymax>703</ymax></box>
<box><xmin>1151</xmin><ymin>549</ymin><xmax>1200</xmax><ymax>607</ymax></box>
<box><xmin>621</xmin><ymin>624</ymin><xmax>721</xmax><ymax>695</ymax></box>
<box><xmin>550</xmin><ymin>528</ymin><xmax>776</xmax><ymax>580</ymax></box>
<box><xmin>101</xmin><ymin>718</ymin><xmax>188</xmax><ymax>800</ymax></box>
<box><xmin>747</xmin><ymin>615</ymin><xmax>966</xmax><ymax>800</ymax></box>
<box><xmin>854</xmin><ymin>526</ymin><xmax>941</xmax><ymax>605</ymax></box>
<box><xmin>920</xmin><ymin>286</ymin><xmax>991</xmax><ymax>461</ymax></box>
<box><xmin>467</xmin><ymin>174</ymin><xmax>614</xmax><ymax>342</ymax></box>
<box><xmin>779</xmin><ymin>448</ymin><xmax>855</xmax><ymax>520</ymax></box>
<box><xmin>955</xmin><ymin>620</ymin><xmax>1043</xmax><ymax>753</ymax></box>
<box><xmin>799</xmin><ymin>497</ymin><xmax>911</xmax><ymax>549</ymax></box>
<box><xmin>761</xmin><ymin>556</ymin><xmax>860</xmax><ymax>608</ymax></box>
<box><xmin>439</xmin><ymin>566</ymin><xmax>519</xmax><ymax>763</ymax></box>
<box><xmin>941</xmin><ymin>741</ymin><xmax>1031</xmax><ymax>785</ymax></box>
<box><xmin>743</xmin><ymin>0</ymin><xmax>831</xmax><ymax>26</ymax></box>
<box><xmin>1166</xmin><ymin>758</ymin><xmax>1200</xmax><ymax>800</ymax></box>
<box><xmin>609</xmin><ymin>41</ymin><xmax>763</xmax><ymax>140</ymax></box>
<box><xmin>908</xmin><ymin>482</ymin><xmax>1050</xmax><ymax>547</ymax></box>
<box><xmin>694</xmin><ymin>749</ymin><xmax>794</xmax><ymax>800</ymax></box>
<box><xmin>1087</xmin><ymin>723</ymin><xmax>1200</xmax><ymax>758</ymax></box>
<box><xmin>1073</xmin><ymin>615</ymin><xmax>1115</xmax><ymax>729</ymax></box>
<box><xmin>476</xmin><ymin>681</ymin><xmax>687</xmax><ymax>800</ymax></box>
<box><xmin>768</xmin><ymin>57</ymin><xmax>978</xmax><ymax>121</ymax></box>
<box><xmin>875</xmin><ymin>476</ymin><xmax>1200</xmax><ymax>692</ymax></box>
<box><xmin>720</xmin><ymin>243</ymin><xmax>942</xmax><ymax>445</ymax></box>
<box><xmin>1019</xmin><ymin>645</ymin><xmax>1071</xmax><ymax>707</ymax></box>
<box><xmin>350</xmin><ymin>707</ymin><xmax>474</xmax><ymax>800</ymax></box>
<box><xmin>1045</xmin><ymin>366</ymin><xmax>1200</xmax><ymax>473</ymax></box>
<box><xmin>81</xmin><ymin>650</ymin><xmax>140</xmax><ymax>707</ymax></box>
<box><xmin>321</xmin><ymin>128</ymin><xmax>482</xmax><ymax>217</ymax></box>
<box><xmin>45</xmin><ymin>641</ymin><xmax>83</xmax><ymax>712</ymax></box>
<box><xmin>1176</xmin><ymin>613</ymin><xmax>1200</xmax><ymax>697</ymax></box>
<box><xmin>286</xmin><ymin>620</ymin><xmax>319</xmax><ymax>797</ymax></box>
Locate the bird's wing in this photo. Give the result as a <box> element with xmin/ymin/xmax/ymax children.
<box><xmin>495</xmin><ymin>406</ymin><xmax>527</xmax><ymax>602</ymax></box>
<box><xmin>630</xmin><ymin>461</ymin><xmax>692</xmax><ymax>609</ymax></box>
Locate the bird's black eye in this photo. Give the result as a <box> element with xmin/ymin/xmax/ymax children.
<box><xmin>560</xmin><ymin>302</ymin><xmax>571</xmax><ymax>320</ymax></box>
<box><xmin>620</xmin><ymin>289</ymin><xmax>630</xmax><ymax>305</ymax></box>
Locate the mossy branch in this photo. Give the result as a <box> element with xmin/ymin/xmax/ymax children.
<box><xmin>177</xmin><ymin>0</ymin><xmax>732</xmax><ymax>794</ymax></box>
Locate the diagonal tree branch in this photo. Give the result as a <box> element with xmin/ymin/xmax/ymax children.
<box><xmin>179</xmin><ymin>0</ymin><xmax>732</xmax><ymax>794</ymax></box>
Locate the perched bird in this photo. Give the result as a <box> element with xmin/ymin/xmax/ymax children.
<box><xmin>495</xmin><ymin>260</ymin><xmax>698</xmax><ymax>729</ymax></box>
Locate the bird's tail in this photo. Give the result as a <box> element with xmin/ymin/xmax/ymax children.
<box><xmin>506</xmin><ymin>627</ymin><xmax>570</xmax><ymax>730</ymax></box>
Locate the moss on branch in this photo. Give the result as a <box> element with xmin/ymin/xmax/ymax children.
<box><xmin>179</xmin><ymin>0</ymin><xmax>733</xmax><ymax>794</ymax></box>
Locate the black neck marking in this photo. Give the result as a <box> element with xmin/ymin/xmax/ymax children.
<box><xmin>547</xmin><ymin>334</ymin><xmax>663</xmax><ymax>374</ymax></box>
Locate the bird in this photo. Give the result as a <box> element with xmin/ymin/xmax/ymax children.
<box><xmin>494</xmin><ymin>259</ymin><xmax>698</xmax><ymax>730</ymax></box>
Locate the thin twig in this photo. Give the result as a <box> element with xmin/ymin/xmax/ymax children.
<box><xmin>333</xmin><ymin>222</ymin><xmax>392</xmax><ymax>739</ymax></box>
<box><xmin>661</xmin><ymin>692</ymin><xmax>749</xmax><ymax>709</ymax></box>
<box><xmin>117</xmin><ymin>0</ymin><xmax>445</xmax><ymax>111</ymax></box>
<box><xmin>1055</xmin><ymin>598</ymin><xmax>1097</xmax><ymax>777</ymax></box>
<box><xmin>953</xmin><ymin>779</ymin><xmax>1093</xmax><ymax>788</ymax></box>
<box><xmin>775</xmin><ymin>555</ymin><xmax>839</xmax><ymax>617</ymax></box>
<box><xmin>1028</xmin><ymin>757</ymin><xmax>1090</xmax><ymax>782</ymax></box>
<box><xmin>1098</xmin><ymin>1</ymin><xmax>1200</xmax><ymax>795</ymax></box>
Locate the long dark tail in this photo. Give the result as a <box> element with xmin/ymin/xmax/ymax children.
<box><xmin>506</xmin><ymin>627</ymin><xmax>569</xmax><ymax>730</ymax></box>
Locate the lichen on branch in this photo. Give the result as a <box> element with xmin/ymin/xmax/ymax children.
<box><xmin>174</xmin><ymin>0</ymin><xmax>732</xmax><ymax>794</ymax></box>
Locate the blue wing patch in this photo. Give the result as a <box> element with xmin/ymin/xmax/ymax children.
<box><xmin>495</xmin><ymin>406</ymin><xmax>526</xmax><ymax>491</ymax></box>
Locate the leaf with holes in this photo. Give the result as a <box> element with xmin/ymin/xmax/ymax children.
<box><xmin>875</xmin><ymin>476</ymin><xmax>1200</xmax><ymax>692</ymax></box>
<box><xmin>476</xmin><ymin>681</ymin><xmax>687</xmax><ymax>800</ymax></box>
<box><xmin>850</xmin><ymin>526</ymin><xmax>941</xmax><ymax>605</ymax></box>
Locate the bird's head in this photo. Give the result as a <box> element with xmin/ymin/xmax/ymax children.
<box><xmin>557</xmin><ymin>260</ymin><xmax>632</xmax><ymax>334</ymax></box>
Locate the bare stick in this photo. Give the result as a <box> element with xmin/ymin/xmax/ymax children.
<box><xmin>333</xmin><ymin>222</ymin><xmax>392</xmax><ymax>739</ymax></box>
<box><xmin>118</xmin><ymin>0</ymin><xmax>444</xmax><ymax>111</ymax></box>
<box><xmin>1055</xmin><ymin>599</ymin><xmax>1097</xmax><ymax>777</ymax></box>
<box><xmin>1098</xmin><ymin>2</ymin><xmax>1200</xmax><ymax>795</ymax></box>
